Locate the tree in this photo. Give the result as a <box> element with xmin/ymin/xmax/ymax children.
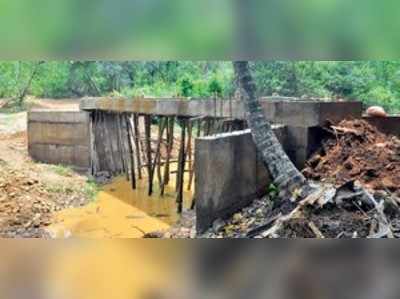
<box><xmin>15</xmin><ymin>61</ymin><xmax>44</xmax><ymax>105</ymax></box>
<box><xmin>233</xmin><ymin>61</ymin><xmax>308</xmax><ymax>198</ymax></box>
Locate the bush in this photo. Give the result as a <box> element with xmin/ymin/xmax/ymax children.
<box><xmin>178</xmin><ymin>76</ymin><xmax>194</xmax><ymax>97</ymax></box>
<box><xmin>362</xmin><ymin>86</ymin><xmax>399</xmax><ymax>113</ymax></box>
<box><xmin>208</xmin><ymin>77</ymin><xmax>223</xmax><ymax>96</ymax></box>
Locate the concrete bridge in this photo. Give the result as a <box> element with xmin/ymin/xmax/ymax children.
<box><xmin>29</xmin><ymin>96</ymin><xmax>371</xmax><ymax>232</ymax></box>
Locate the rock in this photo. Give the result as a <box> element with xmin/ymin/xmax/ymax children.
<box><xmin>255</xmin><ymin>208</ymin><xmax>264</xmax><ymax>218</ymax></box>
<box><xmin>367</xmin><ymin>106</ymin><xmax>387</xmax><ymax>117</ymax></box>
<box><xmin>212</xmin><ymin>219</ymin><xmax>226</xmax><ymax>233</ymax></box>
<box><xmin>232</xmin><ymin>213</ymin><xmax>243</xmax><ymax>223</ymax></box>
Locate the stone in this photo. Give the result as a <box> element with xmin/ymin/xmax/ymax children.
<box><xmin>212</xmin><ymin>219</ymin><xmax>226</xmax><ymax>233</ymax></box>
<box><xmin>232</xmin><ymin>213</ymin><xmax>243</xmax><ymax>223</ymax></box>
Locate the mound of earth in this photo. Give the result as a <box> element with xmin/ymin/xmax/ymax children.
<box><xmin>0</xmin><ymin>124</ymin><xmax>92</xmax><ymax>237</ymax></box>
<box><xmin>303</xmin><ymin>119</ymin><xmax>400</xmax><ymax>195</ymax></box>
<box><xmin>202</xmin><ymin>120</ymin><xmax>400</xmax><ymax>239</ymax></box>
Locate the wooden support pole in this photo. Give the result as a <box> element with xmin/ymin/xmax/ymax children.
<box><xmin>176</xmin><ymin>118</ymin><xmax>187</xmax><ymax>213</ymax></box>
<box><xmin>204</xmin><ymin>118</ymin><xmax>211</xmax><ymax>136</ymax></box>
<box><xmin>95</xmin><ymin>112</ymin><xmax>108</xmax><ymax>173</ymax></box>
<box><xmin>125</xmin><ymin>114</ymin><xmax>136</xmax><ymax>189</ymax></box>
<box><xmin>103</xmin><ymin>112</ymin><xmax>118</xmax><ymax>175</ymax></box>
<box><xmin>161</xmin><ymin>116</ymin><xmax>175</xmax><ymax>196</ymax></box>
<box><xmin>156</xmin><ymin>118</ymin><xmax>165</xmax><ymax>185</ymax></box>
<box><xmin>139</xmin><ymin>116</ymin><xmax>148</xmax><ymax>176</ymax></box>
<box><xmin>187</xmin><ymin>117</ymin><xmax>201</xmax><ymax>195</ymax></box>
<box><xmin>186</xmin><ymin>121</ymin><xmax>193</xmax><ymax>191</ymax></box>
<box><xmin>109</xmin><ymin>113</ymin><xmax>121</xmax><ymax>174</ymax></box>
<box><xmin>176</xmin><ymin>119</ymin><xmax>184</xmax><ymax>192</ymax></box>
<box><xmin>133</xmin><ymin>113</ymin><xmax>143</xmax><ymax>179</ymax></box>
<box><xmin>150</xmin><ymin>117</ymin><xmax>166</xmax><ymax>190</ymax></box>
<box><xmin>89</xmin><ymin>111</ymin><xmax>98</xmax><ymax>176</ymax></box>
<box><xmin>229</xmin><ymin>96</ymin><xmax>233</xmax><ymax>122</ymax></box>
<box><xmin>117</xmin><ymin>113</ymin><xmax>128</xmax><ymax>180</ymax></box>
<box><xmin>190</xmin><ymin>197</ymin><xmax>196</xmax><ymax>210</ymax></box>
<box><xmin>144</xmin><ymin>114</ymin><xmax>153</xmax><ymax>196</ymax></box>
<box><xmin>196</xmin><ymin>119</ymin><xmax>201</xmax><ymax>138</ymax></box>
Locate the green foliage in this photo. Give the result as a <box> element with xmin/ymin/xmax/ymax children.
<box><xmin>208</xmin><ymin>77</ymin><xmax>223</xmax><ymax>96</ymax></box>
<box><xmin>84</xmin><ymin>179</ymin><xmax>100</xmax><ymax>201</ymax></box>
<box><xmin>1</xmin><ymin>60</ymin><xmax>400</xmax><ymax>113</ymax></box>
<box><xmin>267</xmin><ymin>183</ymin><xmax>279</xmax><ymax>199</ymax></box>
<box><xmin>50</xmin><ymin>164</ymin><xmax>73</xmax><ymax>177</ymax></box>
<box><xmin>179</xmin><ymin>76</ymin><xmax>194</xmax><ymax>97</ymax></box>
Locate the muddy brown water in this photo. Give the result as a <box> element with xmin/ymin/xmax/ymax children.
<box><xmin>47</xmin><ymin>173</ymin><xmax>193</xmax><ymax>238</ymax></box>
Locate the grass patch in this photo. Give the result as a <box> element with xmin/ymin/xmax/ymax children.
<box><xmin>46</xmin><ymin>179</ymin><xmax>99</xmax><ymax>201</ymax></box>
<box><xmin>83</xmin><ymin>179</ymin><xmax>100</xmax><ymax>201</ymax></box>
<box><xmin>46</xmin><ymin>184</ymin><xmax>74</xmax><ymax>194</ymax></box>
<box><xmin>50</xmin><ymin>164</ymin><xmax>73</xmax><ymax>177</ymax></box>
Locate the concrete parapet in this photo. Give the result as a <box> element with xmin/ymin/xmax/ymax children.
<box><xmin>195</xmin><ymin>126</ymin><xmax>287</xmax><ymax>233</ymax></box>
<box><xmin>28</xmin><ymin>111</ymin><xmax>91</xmax><ymax>169</ymax></box>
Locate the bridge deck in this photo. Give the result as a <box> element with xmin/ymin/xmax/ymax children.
<box><xmin>80</xmin><ymin>97</ymin><xmax>362</xmax><ymax>127</ymax></box>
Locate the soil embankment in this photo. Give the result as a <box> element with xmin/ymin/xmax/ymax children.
<box><xmin>0</xmin><ymin>99</ymin><xmax>92</xmax><ymax>237</ymax></box>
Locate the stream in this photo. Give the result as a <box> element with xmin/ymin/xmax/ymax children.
<box><xmin>47</xmin><ymin>175</ymin><xmax>193</xmax><ymax>238</ymax></box>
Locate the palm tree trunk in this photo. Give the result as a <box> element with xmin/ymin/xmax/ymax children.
<box><xmin>233</xmin><ymin>61</ymin><xmax>306</xmax><ymax>196</ymax></box>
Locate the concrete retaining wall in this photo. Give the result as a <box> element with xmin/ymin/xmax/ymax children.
<box><xmin>28</xmin><ymin>110</ymin><xmax>91</xmax><ymax>169</ymax></box>
<box><xmin>195</xmin><ymin>126</ymin><xmax>287</xmax><ymax>233</ymax></box>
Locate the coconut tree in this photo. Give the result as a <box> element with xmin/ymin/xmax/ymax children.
<box><xmin>233</xmin><ymin>61</ymin><xmax>309</xmax><ymax>199</ymax></box>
